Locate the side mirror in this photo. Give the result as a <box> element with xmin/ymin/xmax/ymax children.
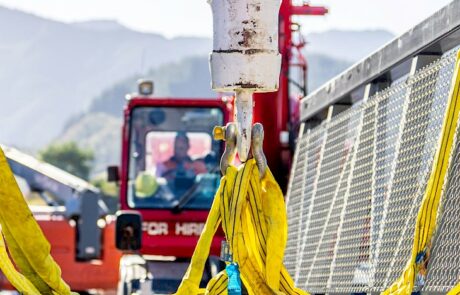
<box><xmin>107</xmin><ymin>166</ymin><xmax>120</xmax><ymax>182</ymax></box>
<box><xmin>115</xmin><ymin>211</ymin><xmax>142</xmax><ymax>251</ymax></box>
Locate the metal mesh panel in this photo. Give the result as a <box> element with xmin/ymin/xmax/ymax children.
<box><xmin>372</xmin><ymin>55</ymin><xmax>454</xmax><ymax>291</ymax></box>
<box><xmin>298</xmin><ymin>107</ymin><xmax>362</xmax><ymax>292</ymax></box>
<box><xmin>368</xmin><ymin>81</ymin><xmax>407</xmax><ymax>290</ymax></box>
<box><xmin>285</xmin><ymin>135</ymin><xmax>309</xmax><ymax>276</ymax></box>
<box><xmin>285</xmin><ymin>49</ymin><xmax>459</xmax><ymax>293</ymax></box>
<box><xmin>293</xmin><ymin>126</ymin><xmax>327</xmax><ymax>284</ymax></box>
<box><xmin>327</xmin><ymin>99</ymin><xmax>377</xmax><ymax>293</ymax></box>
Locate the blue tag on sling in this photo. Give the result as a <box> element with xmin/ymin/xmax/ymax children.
<box><xmin>226</xmin><ymin>262</ymin><xmax>241</xmax><ymax>295</ymax></box>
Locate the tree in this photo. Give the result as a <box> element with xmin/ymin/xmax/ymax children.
<box><xmin>39</xmin><ymin>142</ymin><xmax>94</xmax><ymax>180</ymax></box>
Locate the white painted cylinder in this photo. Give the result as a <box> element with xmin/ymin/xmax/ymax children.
<box><xmin>209</xmin><ymin>0</ymin><xmax>282</xmax><ymax>92</ymax></box>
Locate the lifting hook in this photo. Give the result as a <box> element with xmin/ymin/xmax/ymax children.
<box><xmin>213</xmin><ymin>122</ymin><xmax>267</xmax><ymax>178</ymax></box>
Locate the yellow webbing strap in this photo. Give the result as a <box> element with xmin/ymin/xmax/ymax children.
<box><xmin>449</xmin><ymin>284</ymin><xmax>460</xmax><ymax>295</ymax></box>
<box><xmin>175</xmin><ymin>159</ymin><xmax>306</xmax><ymax>295</ymax></box>
<box><xmin>0</xmin><ymin>147</ymin><xmax>74</xmax><ymax>295</ymax></box>
<box><xmin>383</xmin><ymin>50</ymin><xmax>460</xmax><ymax>294</ymax></box>
<box><xmin>0</xmin><ymin>231</ymin><xmax>40</xmax><ymax>294</ymax></box>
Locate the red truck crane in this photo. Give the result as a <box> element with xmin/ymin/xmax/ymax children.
<box><xmin>110</xmin><ymin>1</ymin><xmax>327</xmax><ymax>293</ymax></box>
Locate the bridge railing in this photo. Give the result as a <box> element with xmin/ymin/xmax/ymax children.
<box><xmin>285</xmin><ymin>46</ymin><xmax>460</xmax><ymax>294</ymax></box>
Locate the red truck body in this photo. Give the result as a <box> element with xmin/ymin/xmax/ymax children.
<box><xmin>119</xmin><ymin>98</ymin><xmax>230</xmax><ymax>257</ymax></box>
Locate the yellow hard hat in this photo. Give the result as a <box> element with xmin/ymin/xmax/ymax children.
<box><xmin>135</xmin><ymin>171</ymin><xmax>159</xmax><ymax>198</ymax></box>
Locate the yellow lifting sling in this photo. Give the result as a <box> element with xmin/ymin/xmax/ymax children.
<box><xmin>174</xmin><ymin>159</ymin><xmax>307</xmax><ymax>295</ymax></box>
<box><xmin>0</xmin><ymin>147</ymin><xmax>75</xmax><ymax>295</ymax></box>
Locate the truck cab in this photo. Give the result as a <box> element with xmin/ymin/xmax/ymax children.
<box><xmin>114</xmin><ymin>80</ymin><xmax>229</xmax><ymax>293</ymax></box>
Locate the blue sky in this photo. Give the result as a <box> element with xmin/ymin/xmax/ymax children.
<box><xmin>0</xmin><ymin>0</ymin><xmax>453</xmax><ymax>38</ymax></box>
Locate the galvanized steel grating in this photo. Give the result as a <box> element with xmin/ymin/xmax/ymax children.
<box><xmin>285</xmin><ymin>135</ymin><xmax>310</xmax><ymax>275</ymax></box>
<box><xmin>299</xmin><ymin>107</ymin><xmax>362</xmax><ymax>292</ymax></box>
<box><xmin>422</xmin><ymin>124</ymin><xmax>460</xmax><ymax>293</ymax></box>
<box><xmin>284</xmin><ymin>48</ymin><xmax>459</xmax><ymax>293</ymax></box>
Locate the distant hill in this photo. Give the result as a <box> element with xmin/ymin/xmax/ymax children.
<box><xmin>88</xmin><ymin>55</ymin><xmax>216</xmax><ymax>118</ymax></box>
<box><xmin>0</xmin><ymin>6</ymin><xmax>212</xmax><ymax>149</ymax></box>
<box><xmin>71</xmin><ymin>20</ymin><xmax>129</xmax><ymax>32</ymax></box>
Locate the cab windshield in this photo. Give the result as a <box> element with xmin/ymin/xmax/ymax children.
<box><xmin>127</xmin><ymin>106</ymin><xmax>223</xmax><ymax>210</ymax></box>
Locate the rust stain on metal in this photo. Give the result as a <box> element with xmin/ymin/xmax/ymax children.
<box><xmin>213</xmin><ymin>48</ymin><xmax>275</xmax><ymax>55</ymax></box>
<box><xmin>238</xmin><ymin>28</ymin><xmax>257</xmax><ymax>47</ymax></box>
<box><xmin>214</xmin><ymin>49</ymin><xmax>243</xmax><ymax>53</ymax></box>
<box><xmin>225</xmin><ymin>82</ymin><xmax>260</xmax><ymax>89</ymax></box>
<box><xmin>245</xmin><ymin>49</ymin><xmax>272</xmax><ymax>54</ymax></box>
<box><xmin>242</xmin><ymin>128</ymin><xmax>248</xmax><ymax>139</ymax></box>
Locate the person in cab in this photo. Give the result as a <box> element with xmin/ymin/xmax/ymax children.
<box><xmin>157</xmin><ymin>132</ymin><xmax>207</xmax><ymax>192</ymax></box>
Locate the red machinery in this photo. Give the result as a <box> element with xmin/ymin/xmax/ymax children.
<box><xmin>254</xmin><ymin>1</ymin><xmax>328</xmax><ymax>189</ymax></box>
<box><xmin>0</xmin><ymin>146</ymin><xmax>121</xmax><ymax>293</ymax></box>
<box><xmin>118</xmin><ymin>96</ymin><xmax>229</xmax><ymax>258</ymax></box>
<box><xmin>112</xmin><ymin>1</ymin><xmax>326</xmax><ymax>294</ymax></box>
<box><xmin>112</xmin><ymin>94</ymin><xmax>229</xmax><ymax>293</ymax></box>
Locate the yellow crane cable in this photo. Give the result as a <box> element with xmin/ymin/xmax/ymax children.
<box><xmin>174</xmin><ymin>159</ymin><xmax>307</xmax><ymax>295</ymax></box>
<box><xmin>383</xmin><ymin>50</ymin><xmax>460</xmax><ymax>294</ymax></box>
<box><xmin>0</xmin><ymin>147</ymin><xmax>75</xmax><ymax>295</ymax></box>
